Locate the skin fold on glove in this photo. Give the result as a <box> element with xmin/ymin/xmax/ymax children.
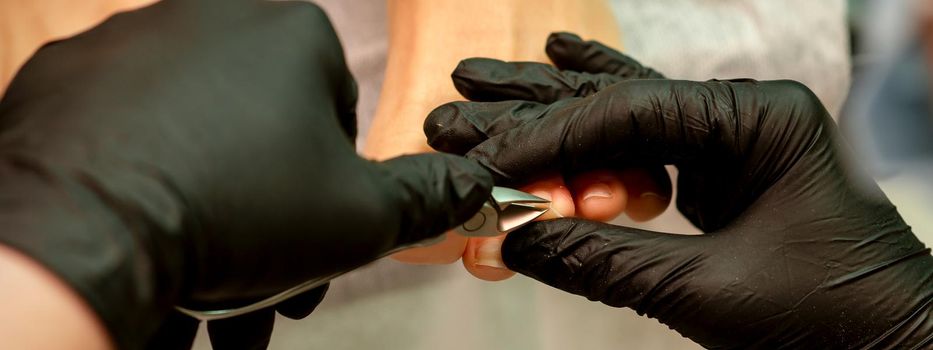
<box><xmin>0</xmin><ymin>1</ymin><xmax>492</xmax><ymax>348</ymax></box>
<box><xmin>425</xmin><ymin>32</ymin><xmax>933</xmax><ymax>349</ymax></box>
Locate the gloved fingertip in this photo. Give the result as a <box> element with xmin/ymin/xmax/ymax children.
<box><xmin>546</xmin><ymin>32</ymin><xmax>588</xmax><ymax>69</ymax></box>
<box><xmin>451</xmin><ymin>60</ymin><xmax>481</xmax><ymax>100</ymax></box>
<box><xmin>276</xmin><ymin>284</ymin><xmax>329</xmax><ymax>320</ymax></box>
<box><xmin>452</xmin><ymin>57</ymin><xmax>516</xmax><ymax>101</ymax></box>
<box><xmin>145</xmin><ymin>311</ymin><xmax>200</xmax><ymax>350</ymax></box>
<box><xmin>547</xmin><ymin>32</ymin><xmax>583</xmax><ymax>47</ymax></box>
<box><xmin>424</xmin><ymin>103</ymin><xmax>486</xmax><ymax>154</ymax></box>
<box><xmin>501</xmin><ymin>218</ymin><xmax>584</xmax><ymax>274</ymax></box>
<box><xmin>453</xmin><ymin>57</ymin><xmax>507</xmax><ymax>78</ymax></box>
<box><xmin>207</xmin><ymin>308</ymin><xmax>275</xmax><ymax>350</ymax></box>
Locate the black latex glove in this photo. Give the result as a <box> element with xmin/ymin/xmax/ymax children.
<box><xmin>425</xmin><ymin>33</ymin><xmax>933</xmax><ymax>348</ymax></box>
<box><xmin>0</xmin><ymin>1</ymin><xmax>492</xmax><ymax>349</ymax></box>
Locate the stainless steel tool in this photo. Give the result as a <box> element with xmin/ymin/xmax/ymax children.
<box><xmin>455</xmin><ymin>186</ymin><xmax>550</xmax><ymax>237</ymax></box>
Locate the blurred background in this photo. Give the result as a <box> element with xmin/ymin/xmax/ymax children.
<box><xmin>1</xmin><ymin>0</ymin><xmax>930</xmax><ymax>349</ymax></box>
<box><xmin>844</xmin><ymin>0</ymin><xmax>933</xmax><ymax>251</ymax></box>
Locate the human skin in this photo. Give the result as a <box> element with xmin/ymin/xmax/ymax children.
<box><xmin>0</xmin><ymin>0</ymin><xmax>157</xmax><ymax>92</ymax></box>
<box><xmin>372</xmin><ymin>0</ymin><xmax>670</xmax><ymax>280</ymax></box>
<box><xmin>0</xmin><ymin>245</ymin><xmax>113</xmax><ymax>350</ymax></box>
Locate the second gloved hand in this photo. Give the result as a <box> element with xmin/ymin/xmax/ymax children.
<box><xmin>426</xmin><ymin>33</ymin><xmax>933</xmax><ymax>348</ymax></box>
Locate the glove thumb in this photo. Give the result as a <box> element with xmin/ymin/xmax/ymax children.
<box><xmin>373</xmin><ymin>153</ymin><xmax>493</xmax><ymax>247</ymax></box>
<box><xmin>502</xmin><ymin>218</ymin><xmax>704</xmax><ymax>312</ymax></box>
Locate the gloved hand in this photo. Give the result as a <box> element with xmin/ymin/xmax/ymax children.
<box><xmin>425</xmin><ymin>32</ymin><xmax>933</xmax><ymax>348</ymax></box>
<box><xmin>0</xmin><ymin>1</ymin><xmax>492</xmax><ymax>349</ymax></box>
